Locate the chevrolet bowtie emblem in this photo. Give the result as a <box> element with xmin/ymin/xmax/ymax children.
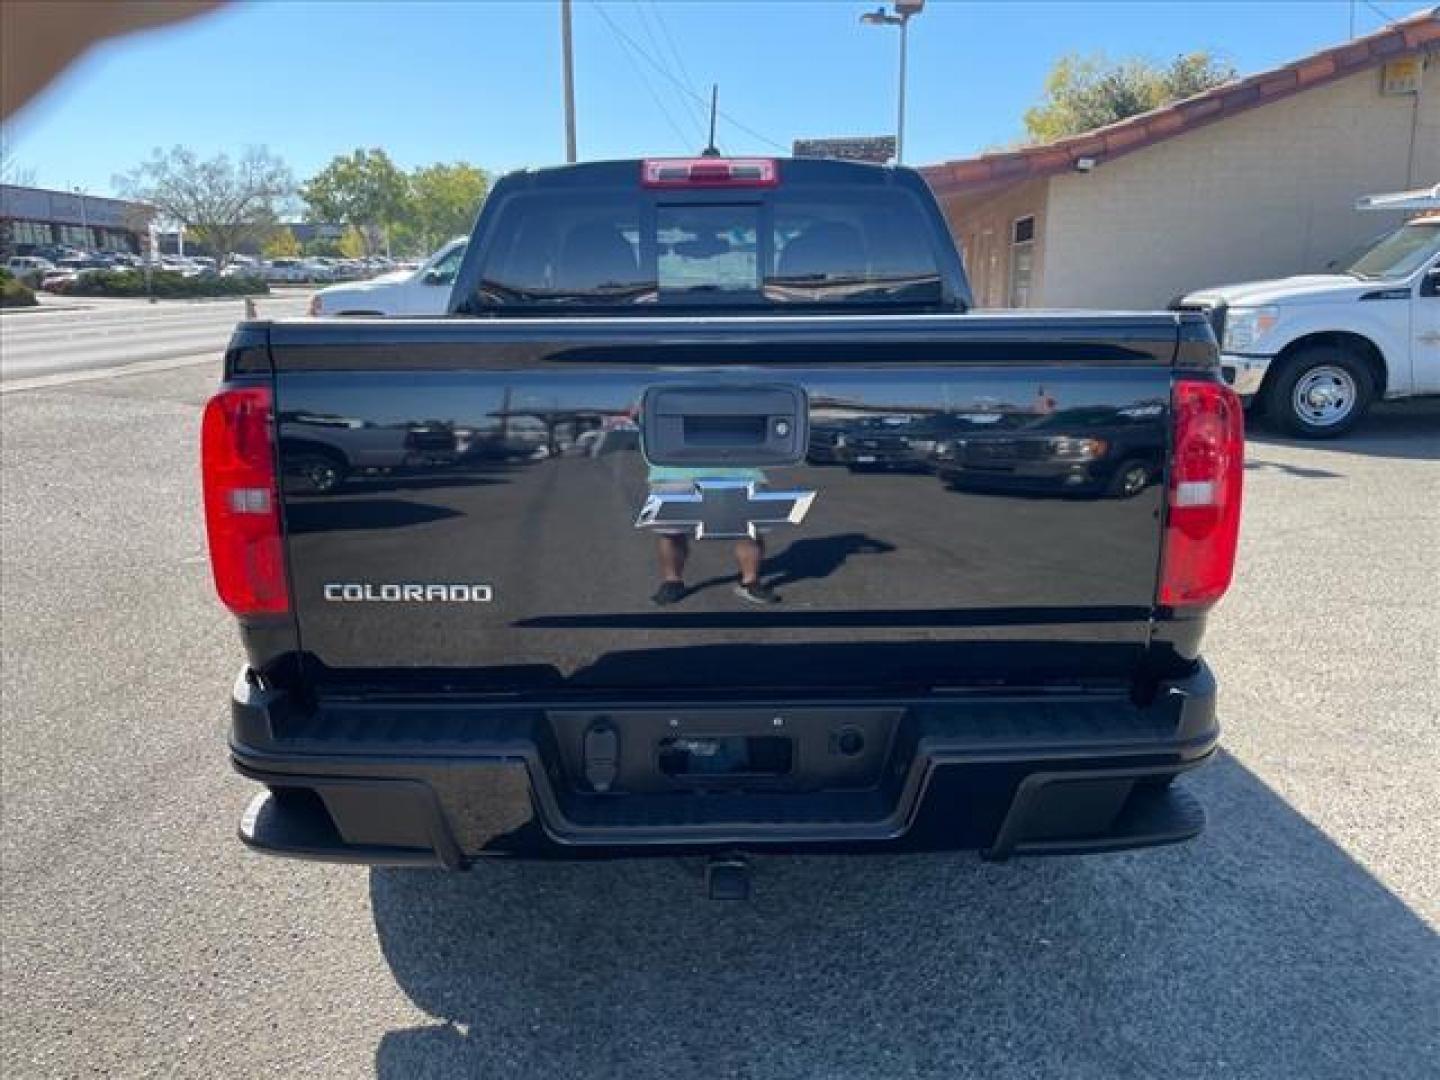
<box><xmin>636</xmin><ymin>479</ymin><xmax>816</xmax><ymax>539</ymax></box>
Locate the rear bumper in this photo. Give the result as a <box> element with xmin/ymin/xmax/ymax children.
<box><xmin>230</xmin><ymin>665</ymin><xmax>1220</xmax><ymax>867</ymax></box>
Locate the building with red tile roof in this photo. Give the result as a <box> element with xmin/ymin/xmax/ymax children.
<box><xmin>920</xmin><ymin>8</ymin><xmax>1440</xmax><ymax>309</ymax></box>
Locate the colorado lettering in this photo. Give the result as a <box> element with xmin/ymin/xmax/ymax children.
<box><xmin>323</xmin><ymin>583</ymin><xmax>493</xmax><ymax>603</ymax></box>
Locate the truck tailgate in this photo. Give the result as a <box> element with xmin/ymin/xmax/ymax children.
<box><xmin>266</xmin><ymin>315</ymin><xmax>1179</xmax><ymax>696</ymax></box>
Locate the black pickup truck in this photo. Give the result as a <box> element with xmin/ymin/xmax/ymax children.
<box><xmin>205</xmin><ymin>157</ymin><xmax>1243</xmax><ymax>892</ymax></box>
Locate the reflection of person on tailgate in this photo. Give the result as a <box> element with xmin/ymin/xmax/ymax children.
<box><xmin>647</xmin><ymin>465</ymin><xmax>778</xmax><ymax>607</ymax></box>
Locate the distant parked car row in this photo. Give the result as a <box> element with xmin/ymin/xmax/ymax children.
<box><xmin>6</xmin><ymin>250</ymin><xmax>232</xmax><ymax>290</ymax></box>
<box><xmin>3</xmin><ymin>250</ymin><xmax>415</xmax><ymax>293</ymax></box>
<box><xmin>7</xmin><ymin>251</ymin><xmax>147</xmax><ymax>287</ymax></box>
<box><xmin>258</xmin><ymin>256</ymin><xmax>398</xmax><ymax>284</ymax></box>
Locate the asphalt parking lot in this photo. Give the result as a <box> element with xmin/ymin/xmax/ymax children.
<box><xmin>0</xmin><ymin>292</ymin><xmax>312</xmax><ymax>385</ymax></box>
<box><xmin>1</xmin><ymin>360</ymin><xmax>1436</xmax><ymax>1079</ymax></box>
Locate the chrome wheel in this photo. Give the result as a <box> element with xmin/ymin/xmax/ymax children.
<box><xmin>304</xmin><ymin>460</ymin><xmax>341</xmax><ymax>493</ymax></box>
<box><xmin>1292</xmin><ymin>365</ymin><xmax>1357</xmax><ymax>428</ymax></box>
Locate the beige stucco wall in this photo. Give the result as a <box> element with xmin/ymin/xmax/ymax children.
<box><xmin>937</xmin><ymin>179</ymin><xmax>1049</xmax><ymax>308</ymax></box>
<box><xmin>1039</xmin><ymin>60</ymin><xmax>1440</xmax><ymax>309</ymax></box>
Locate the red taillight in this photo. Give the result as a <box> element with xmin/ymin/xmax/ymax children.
<box><xmin>1159</xmin><ymin>379</ymin><xmax>1245</xmax><ymax>607</ymax></box>
<box><xmin>641</xmin><ymin>157</ymin><xmax>779</xmax><ymax>188</ymax></box>
<box><xmin>201</xmin><ymin>386</ymin><xmax>288</xmax><ymax>616</ymax></box>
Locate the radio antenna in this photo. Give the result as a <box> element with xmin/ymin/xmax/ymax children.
<box><xmin>701</xmin><ymin>84</ymin><xmax>721</xmax><ymax>157</ymax></box>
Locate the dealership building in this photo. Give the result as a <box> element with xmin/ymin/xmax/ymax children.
<box><xmin>0</xmin><ymin>183</ymin><xmax>155</xmax><ymax>256</ymax></box>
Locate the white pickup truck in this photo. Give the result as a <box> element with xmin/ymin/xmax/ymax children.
<box><xmin>1179</xmin><ymin>203</ymin><xmax>1440</xmax><ymax>438</ymax></box>
<box><xmin>307</xmin><ymin>237</ymin><xmax>467</xmax><ymax>317</ymax></box>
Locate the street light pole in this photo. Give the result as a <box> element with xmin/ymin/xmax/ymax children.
<box><xmin>860</xmin><ymin>1</ymin><xmax>923</xmax><ymax>165</ymax></box>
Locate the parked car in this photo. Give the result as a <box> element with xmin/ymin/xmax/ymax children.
<box><xmin>209</xmin><ymin>157</ymin><xmax>1241</xmax><ymax>890</ymax></box>
<box><xmin>261</xmin><ymin>258</ymin><xmax>313</xmax><ymax>284</ymax></box>
<box><xmin>931</xmin><ymin>405</ymin><xmax>1165</xmax><ymax>498</ymax></box>
<box><xmin>1177</xmin><ymin>188</ymin><xmax>1439</xmax><ymax>437</ymax></box>
<box><xmin>31</xmin><ymin>245</ymin><xmax>82</xmax><ymax>264</ymax></box>
<box><xmin>276</xmin><ymin>412</ymin><xmax>463</xmax><ymax>494</ymax></box>
<box><xmin>805</xmin><ymin>421</ymin><xmax>853</xmax><ymax>464</ymax></box>
<box><xmin>4</xmin><ymin>256</ymin><xmax>54</xmax><ymax>286</ymax></box>
<box><xmin>158</xmin><ymin>255</ymin><xmax>203</xmax><ymax>277</ymax></box>
<box><xmin>302</xmin><ymin>257</ymin><xmax>338</xmax><ymax>282</ymax></box>
<box><xmin>39</xmin><ymin>268</ymin><xmax>78</xmax><ymax>290</ymax></box>
<box><xmin>308</xmin><ymin>236</ymin><xmax>467</xmax><ymax>316</ymax></box>
<box><xmin>833</xmin><ymin>414</ymin><xmax>968</xmax><ymax>471</ymax></box>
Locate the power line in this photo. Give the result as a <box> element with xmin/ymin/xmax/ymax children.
<box><xmin>1360</xmin><ymin>0</ymin><xmax>1399</xmax><ymax>25</ymax></box>
<box><xmin>591</xmin><ymin>3</ymin><xmax>788</xmax><ymax>152</ymax></box>
<box><xmin>594</xmin><ymin>3</ymin><xmax>698</xmax><ymax>152</ymax></box>
<box><xmin>632</xmin><ymin>1</ymin><xmax>707</xmax><ymax>142</ymax></box>
<box><xmin>646</xmin><ymin>1</ymin><xmax>700</xmax><ymax>92</ymax></box>
<box><xmin>641</xmin><ymin>0</ymin><xmax>707</xmax><ymax>135</ymax></box>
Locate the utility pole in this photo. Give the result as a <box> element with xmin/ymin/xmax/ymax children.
<box><xmin>897</xmin><ymin>14</ymin><xmax>909</xmax><ymax>164</ymax></box>
<box><xmin>561</xmin><ymin>0</ymin><xmax>577</xmax><ymax>163</ymax></box>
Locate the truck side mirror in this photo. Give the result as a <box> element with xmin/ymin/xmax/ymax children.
<box><xmin>1422</xmin><ymin>265</ymin><xmax>1440</xmax><ymax>298</ymax></box>
<box><xmin>422</xmin><ymin>269</ymin><xmax>448</xmax><ymax>285</ymax></box>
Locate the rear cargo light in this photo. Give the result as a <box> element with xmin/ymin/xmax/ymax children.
<box><xmin>641</xmin><ymin>157</ymin><xmax>779</xmax><ymax>188</ymax></box>
<box><xmin>201</xmin><ymin>386</ymin><xmax>288</xmax><ymax>616</ymax></box>
<box><xmin>1159</xmin><ymin>379</ymin><xmax>1244</xmax><ymax>607</ymax></box>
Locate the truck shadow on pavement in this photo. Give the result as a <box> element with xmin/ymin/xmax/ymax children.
<box><xmin>368</xmin><ymin>751</ymin><xmax>1438</xmax><ymax>1080</ymax></box>
<box><xmin>1243</xmin><ymin>459</ymin><xmax>1343</xmax><ymax>480</ymax></box>
<box><xmin>1246</xmin><ymin>399</ymin><xmax>1440</xmax><ymax>462</ymax></box>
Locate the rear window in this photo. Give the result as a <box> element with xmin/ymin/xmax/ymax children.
<box><xmin>466</xmin><ymin>185</ymin><xmax>946</xmax><ymax>312</ymax></box>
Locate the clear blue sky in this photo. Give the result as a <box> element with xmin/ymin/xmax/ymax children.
<box><xmin>2</xmin><ymin>0</ymin><xmax>1424</xmax><ymax>196</ymax></box>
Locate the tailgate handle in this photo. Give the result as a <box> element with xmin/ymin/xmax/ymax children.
<box><xmin>641</xmin><ymin>384</ymin><xmax>808</xmax><ymax>466</ymax></box>
<box><xmin>583</xmin><ymin>723</ymin><xmax>620</xmax><ymax>794</ymax></box>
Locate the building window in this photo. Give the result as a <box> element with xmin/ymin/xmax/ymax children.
<box><xmin>58</xmin><ymin>225</ymin><xmax>92</xmax><ymax>248</ymax></box>
<box><xmin>98</xmin><ymin>228</ymin><xmax>137</xmax><ymax>253</ymax></box>
<box><xmin>1009</xmin><ymin>215</ymin><xmax>1036</xmax><ymax>307</ymax></box>
<box><xmin>11</xmin><ymin>220</ymin><xmax>54</xmax><ymax>247</ymax></box>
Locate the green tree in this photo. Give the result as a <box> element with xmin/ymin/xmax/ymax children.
<box><xmin>301</xmin><ymin>148</ymin><xmax>408</xmax><ymax>255</ymax></box>
<box><xmin>402</xmin><ymin>162</ymin><xmax>488</xmax><ymax>254</ymax></box>
<box><xmin>116</xmin><ymin>146</ymin><xmax>294</xmax><ymax>269</ymax></box>
<box><xmin>262</xmin><ymin>228</ymin><xmax>300</xmax><ymax>258</ymax></box>
<box><xmin>1023</xmin><ymin>52</ymin><xmax>1235</xmax><ymax>143</ymax></box>
<box><xmin>301</xmin><ymin>237</ymin><xmax>338</xmax><ymax>257</ymax></box>
<box><xmin>337</xmin><ymin>225</ymin><xmax>367</xmax><ymax>259</ymax></box>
